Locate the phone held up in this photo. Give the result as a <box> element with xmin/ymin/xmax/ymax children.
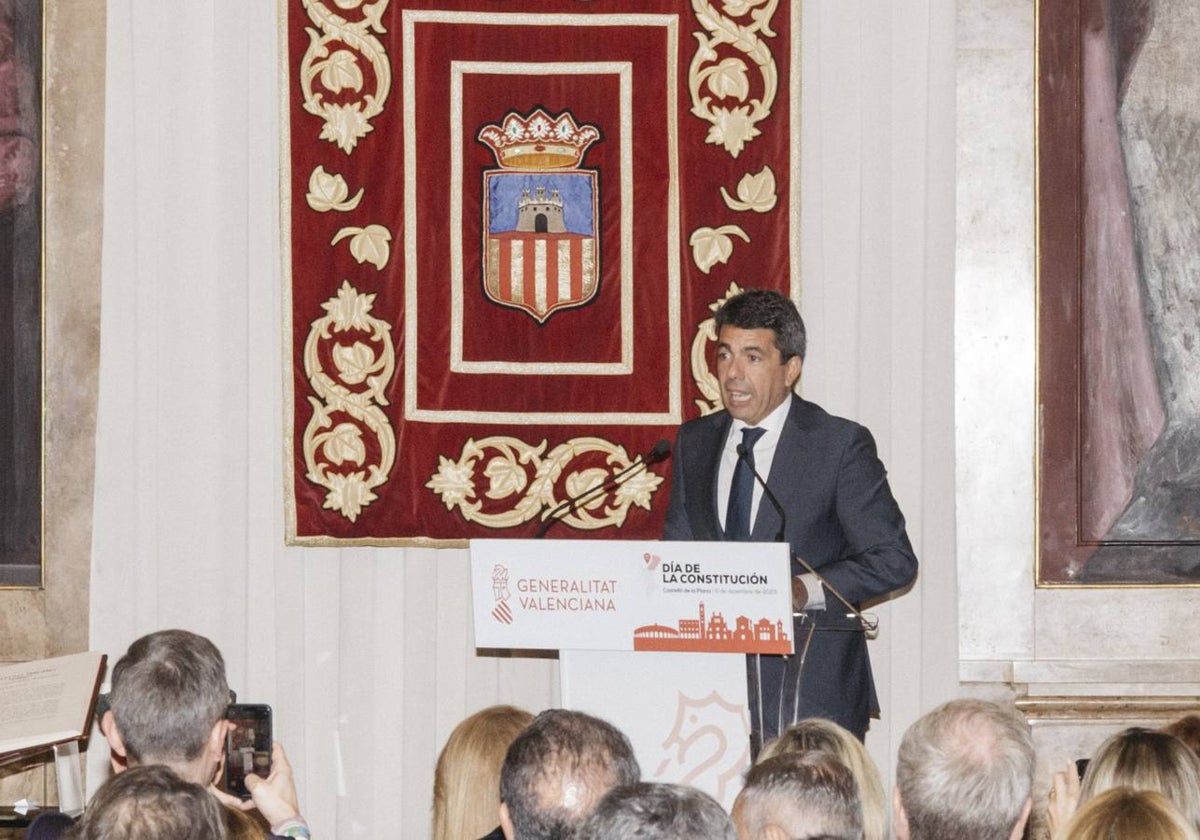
<box><xmin>223</xmin><ymin>703</ymin><xmax>273</xmax><ymax>800</ymax></box>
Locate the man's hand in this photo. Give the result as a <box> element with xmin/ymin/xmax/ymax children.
<box><xmin>1046</xmin><ymin>759</ymin><xmax>1081</xmax><ymax>838</ymax></box>
<box><xmin>791</xmin><ymin>575</ymin><xmax>809</xmax><ymax>611</ymax></box>
<box><xmin>244</xmin><ymin>742</ymin><xmax>302</xmax><ymax>827</ymax></box>
<box><xmin>210</xmin><ymin>742</ymin><xmax>302</xmax><ymax>827</ymax></box>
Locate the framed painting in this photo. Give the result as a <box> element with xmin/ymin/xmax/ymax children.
<box><xmin>1037</xmin><ymin>0</ymin><xmax>1200</xmax><ymax>584</ymax></box>
<box><xmin>0</xmin><ymin>0</ymin><xmax>42</xmax><ymax>588</ymax></box>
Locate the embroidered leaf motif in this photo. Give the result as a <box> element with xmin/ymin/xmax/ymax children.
<box><xmin>565</xmin><ymin>468</ymin><xmax>609</xmax><ymax>511</ymax></box>
<box><xmin>321</xmin><ymin>423</ymin><xmax>367</xmax><ymax>467</ymax></box>
<box><xmin>707</xmin><ymin>58</ymin><xmax>750</xmax><ymax>101</ymax></box>
<box><xmin>331</xmin><ymin>224</ymin><xmax>392</xmax><ymax>270</ymax></box>
<box><xmin>427</xmin><ymin>456</ymin><xmax>477</xmax><ymax>509</ymax></box>
<box><xmin>720</xmin><ymin>166</ymin><xmax>778</xmax><ymax>213</ymax></box>
<box><xmin>321</xmin><ymin>281</ymin><xmax>378</xmax><ymax>332</ymax></box>
<box><xmin>484</xmin><ymin>457</ymin><xmax>528</xmax><ymax>500</ymax></box>
<box><xmin>705</xmin><ymin>106</ymin><xmax>759</xmax><ymax>158</ymax></box>
<box><xmin>307</xmin><ymin>166</ymin><xmax>363</xmax><ymax>213</ymax></box>
<box><xmin>323</xmin><ymin>471</ymin><xmax>375</xmax><ymax>522</ymax></box>
<box><xmin>320</xmin><ymin>50</ymin><xmax>364</xmax><ymax>94</ymax></box>
<box><xmin>331</xmin><ymin>341</ymin><xmax>378</xmax><ymax>385</ymax></box>
<box><xmin>689</xmin><ymin>225</ymin><xmax>751</xmax><ymax>274</ymax></box>
<box><xmin>318</xmin><ymin>102</ymin><xmax>371</xmax><ymax>154</ymax></box>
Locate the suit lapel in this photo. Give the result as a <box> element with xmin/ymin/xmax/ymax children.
<box><xmin>702</xmin><ymin>413</ymin><xmax>732</xmax><ymax>540</ymax></box>
<box><xmin>749</xmin><ymin>398</ymin><xmax>814</xmax><ymax>541</ymax></box>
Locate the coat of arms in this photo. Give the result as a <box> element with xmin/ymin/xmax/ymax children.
<box><xmin>477</xmin><ymin>109</ymin><xmax>601</xmax><ymax>323</ymax></box>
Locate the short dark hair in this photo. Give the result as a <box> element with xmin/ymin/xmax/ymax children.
<box><xmin>500</xmin><ymin>709</ymin><xmax>640</xmax><ymax>840</ymax></box>
<box><xmin>714</xmin><ymin>289</ymin><xmax>806</xmax><ymax>362</ymax></box>
<box><xmin>575</xmin><ymin>782</ymin><xmax>735</xmax><ymax>840</ymax></box>
<box><xmin>68</xmin><ymin>764</ymin><xmax>227</xmax><ymax>840</ymax></box>
<box><xmin>896</xmin><ymin>699</ymin><xmax>1034</xmax><ymax>840</ymax></box>
<box><xmin>737</xmin><ymin>752</ymin><xmax>863</xmax><ymax>840</ymax></box>
<box><xmin>109</xmin><ymin>630</ymin><xmax>230</xmax><ymax>763</ymax></box>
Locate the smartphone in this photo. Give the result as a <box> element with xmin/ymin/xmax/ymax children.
<box><xmin>223</xmin><ymin>703</ymin><xmax>273</xmax><ymax>799</ymax></box>
<box><xmin>1075</xmin><ymin>758</ymin><xmax>1090</xmax><ymax>781</ymax></box>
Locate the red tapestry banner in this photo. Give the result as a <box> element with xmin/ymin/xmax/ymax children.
<box><xmin>283</xmin><ymin>1</ymin><xmax>799</xmax><ymax>545</ymax></box>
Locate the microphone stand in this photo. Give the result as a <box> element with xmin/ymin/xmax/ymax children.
<box><xmin>535</xmin><ymin>441</ymin><xmax>671</xmax><ymax>538</ymax></box>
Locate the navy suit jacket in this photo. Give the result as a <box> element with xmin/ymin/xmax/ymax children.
<box><xmin>662</xmin><ymin>396</ymin><xmax>917</xmax><ymax>733</ymax></box>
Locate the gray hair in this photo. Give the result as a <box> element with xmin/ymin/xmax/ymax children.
<box><xmin>500</xmin><ymin>709</ymin><xmax>641</xmax><ymax>840</ymax></box>
<box><xmin>736</xmin><ymin>752</ymin><xmax>863</xmax><ymax>840</ymax></box>
<box><xmin>67</xmin><ymin>764</ymin><xmax>228</xmax><ymax>840</ymax></box>
<box><xmin>109</xmin><ymin>630</ymin><xmax>230</xmax><ymax>763</ymax></box>
<box><xmin>575</xmin><ymin>782</ymin><xmax>736</xmax><ymax>840</ymax></box>
<box><xmin>896</xmin><ymin>698</ymin><xmax>1035</xmax><ymax>840</ymax></box>
<box><xmin>714</xmin><ymin>289</ymin><xmax>807</xmax><ymax>362</ymax></box>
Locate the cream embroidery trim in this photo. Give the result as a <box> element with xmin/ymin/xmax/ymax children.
<box><xmin>427</xmin><ymin>436</ymin><xmax>665</xmax><ymax>530</ymax></box>
<box><xmin>299</xmin><ymin>0</ymin><xmax>393</xmax><ymax>154</ymax></box>
<box><xmin>302</xmin><ymin>281</ymin><xmax>397</xmax><ymax>522</ymax></box>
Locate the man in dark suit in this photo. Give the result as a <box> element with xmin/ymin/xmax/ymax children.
<box><xmin>663</xmin><ymin>289</ymin><xmax>917</xmax><ymax>744</ymax></box>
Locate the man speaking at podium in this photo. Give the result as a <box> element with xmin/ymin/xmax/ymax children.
<box><xmin>663</xmin><ymin>289</ymin><xmax>917</xmax><ymax>745</ymax></box>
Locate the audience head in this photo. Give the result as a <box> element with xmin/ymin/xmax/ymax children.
<box><xmin>894</xmin><ymin>698</ymin><xmax>1035</xmax><ymax>840</ymax></box>
<box><xmin>1063</xmin><ymin>788</ymin><xmax>1199</xmax><ymax>840</ymax></box>
<box><xmin>498</xmin><ymin>708</ymin><xmax>640</xmax><ymax>840</ymax></box>
<box><xmin>758</xmin><ymin>718</ymin><xmax>884</xmax><ymax>840</ymax></box>
<box><xmin>433</xmin><ymin>704</ymin><xmax>534</xmax><ymax>840</ymax></box>
<box><xmin>1163</xmin><ymin>715</ymin><xmax>1200</xmax><ymax>761</ymax></box>
<box><xmin>103</xmin><ymin>629</ymin><xmax>232</xmax><ymax>784</ymax></box>
<box><xmin>1079</xmin><ymin>727</ymin><xmax>1200</xmax><ymax>831</ymax></box>
<box><xmin>733</xmin><ymin>751</ymin><xmax>863</xmax><ymax>840</ymax></box>
<box><xmin>575</xmin><ymin>782</ymin><xmax>735</xmax><ymax>840</ymax></box>
<box><xmin>67</xmin><ymin>764</ymin><xmax>228</xmax><ymax>840</ymax></box>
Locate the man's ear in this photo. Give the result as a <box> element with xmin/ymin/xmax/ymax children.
<box><xmin>1008</xmin><ymin>797</ymin><xmax>1033</xmax><ymax>840</ymax></box>
<box><xmin>786</xmin><ymin>355</ymin><xmax>802</xmax><ymax>390</ymax></box>
<box><xmin>892</xmin><ymin>786</ymin><xmax>910</xmax><ymax>840</ymax></box>
<box><xmin>100</xmin><ymin>710</ymin><xmax>129</xmax><ymax>773</ymax></box>
<box><xmin>762</xmin><ymin>824</ymin><xmax>791</xmax><ymax>840</ymax></box>
<box><xmin>499</xmin><ymin>802</ymin><xmax>514</xmax><ymax>840</ymax></box>
<box><xmin>208</xmin><ymin>718</ymin><xmax>230</xmax><ymax>763</ymax></box>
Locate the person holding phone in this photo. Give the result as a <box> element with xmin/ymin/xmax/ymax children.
<box><xmin>26</xmin><ymin>630</ymin><xmax>311</xmax><ymax>840</ymax></box>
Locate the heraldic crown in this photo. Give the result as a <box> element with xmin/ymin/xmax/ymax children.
<box><xmin>478</xmin><ymin>108</ymin><xmax>600</xmax><ymax>170</ymax></box>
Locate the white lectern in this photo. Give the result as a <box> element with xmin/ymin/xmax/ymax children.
<box><xmin>470</xmin><ymin>538</ymin><xmax>792</xmax><ymax>809</ymax></box>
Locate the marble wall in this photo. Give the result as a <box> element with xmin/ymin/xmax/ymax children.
<box><xmin>0</xmin><ymin>0</ymin><xmax>105</xmax><ymax>819</ymax></box>
<box><xmin>955</xmin><ymin>0</ymin><xmax>1200</xmax><ymax>804</ymax></box>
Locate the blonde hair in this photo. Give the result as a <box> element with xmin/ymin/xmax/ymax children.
<box><xmin>1164</xmin><ymin>716</ymin><xmax>1200</xmax><ymax>761</ymax></box>
<box><xmin>758</xmin><ymin>717</ymin><xmax>886</xmax><ymax>840</ymax></box>
<box><xmin>1064</xmin><ymin>788</ymin><xmax>1200</xmax><ymax>840</ymax></box>
<box><xmin>1080</xmin><ymin>727</ymin><xmax>1200</xmax><ymax>832</ymax></box>
<box><xmin>432</xmin><ymin>705</ymin><xmax>534</xmax><ymax>840</ymax></box>
<box><xmin>224</xmin><ymin>806</ymin><xmax>269</xmax><ymax>840</ymax></box>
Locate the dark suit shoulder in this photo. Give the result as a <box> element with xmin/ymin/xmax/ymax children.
<box><xmin>788</xmin><ymin>397</ymin><xmax>870</xmax><ymax>440</ymax></box>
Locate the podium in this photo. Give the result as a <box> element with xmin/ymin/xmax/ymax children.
<box><xmin>470</xmin><ymin>539</ymin><xmax>792</xmax><ymax>808</ymax></box>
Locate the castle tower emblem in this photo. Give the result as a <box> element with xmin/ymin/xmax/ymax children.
<box><xmin>477</xmin><ymin>109</ymin><xmax>601</xmax><ymax>323</ymax></box>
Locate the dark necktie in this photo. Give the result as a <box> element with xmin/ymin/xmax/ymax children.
<box><xmin>726</xmin><ymin>426</ymin><xmax>766</xmax><ymax>540</ymax></box>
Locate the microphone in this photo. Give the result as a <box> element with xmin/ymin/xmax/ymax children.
<box><xmin>535</xmin><ymin>439</ymin><xmax>672</xmax><ymax>538</ymax></box>
<box><xmin>734</xmin><ymin>445</ymin><xmax>878</xmax><ymax>638</ymax></box>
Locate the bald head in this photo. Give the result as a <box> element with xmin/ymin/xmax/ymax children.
<box><xmin>894</xmin><ymin>699</ymin><xmax>1034</xmax><ymax>840</ymax></box>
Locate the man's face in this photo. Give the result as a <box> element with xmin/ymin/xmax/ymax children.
<box><xmin>716</xmin><ymin>326</ymin><xmax>802</xmax><ymax>425</ymax></box>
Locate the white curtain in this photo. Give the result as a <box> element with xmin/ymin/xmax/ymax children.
<box><xmin>89</xmin><ymin>1</ymin><xmax>956</xmax><ymax>837</ymax></box>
